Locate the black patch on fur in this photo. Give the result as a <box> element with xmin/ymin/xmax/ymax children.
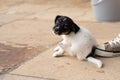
<box><xmin>86</xmin><ymin>46</ymin><xmax>96</xmax><ymax>58</ymax></box>
<box><xmin>55</xmin><ymin>15</ymin><xmax>62</xmax><ymax>24</ymax></box>
<box><xmin>72</xmin><ymin>23</ymin><xmax>80</xmax><ymax>33</ymax></box>
<box><xmin>53</xmin><ymin>15</ymin><xmax>80</xmax><ymax>35</ymax></box>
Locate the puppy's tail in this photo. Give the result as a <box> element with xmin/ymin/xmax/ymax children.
<box><xmin>94</xmin><ymin>45</ymin><xmax>120</xmax><ymax>57</ymax></box>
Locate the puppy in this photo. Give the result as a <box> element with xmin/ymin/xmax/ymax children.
<box><xmin>52</xmin><ymin>15</ymin><xmax>103</xmax><ymax>68</ymax></box>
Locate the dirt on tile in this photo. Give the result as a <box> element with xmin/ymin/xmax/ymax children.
<box><xmin>0</xmin><ymin>43</ymin><xmax>45</xmax><ymax>74</ymax></box>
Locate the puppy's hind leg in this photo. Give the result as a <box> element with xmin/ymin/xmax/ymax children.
<box><xmin>53</xmin><ymin>45</ymin><xmax>64</xmax><ymax>57</ymax></box>
<box><xmin>87</xmin><ymin>57</ymin><xmax>103</xmax><ymax>68</ymax></box>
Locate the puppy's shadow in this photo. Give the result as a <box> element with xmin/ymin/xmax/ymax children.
<box><xmin>55</xmin><ymin>54</ymin><xmax>77</xmax><ymax>60</ymax></box>
<box><xmin>55</xmin><ymin>54</ymin><xmax>67</xmax><ymax>58</ymax></box>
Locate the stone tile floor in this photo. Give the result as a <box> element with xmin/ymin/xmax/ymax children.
<box><xmin>0</xmin><ymin>0</ymin><xmax>120</xmax><ymax>80</ymax></box>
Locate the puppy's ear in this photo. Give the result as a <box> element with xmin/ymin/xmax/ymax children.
<box><xmin>72</xmin><ymin>23</ymin><xmax>80</xmax><ymax>33</ymax></box>
<box><xmin>55</xmin><ymin>15</ymin><xmax>62</xmax><ymax>23</ymax></box>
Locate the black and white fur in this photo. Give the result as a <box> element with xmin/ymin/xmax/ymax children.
<box><xmin>53</xmin><ymin>15</ymin><xmax>120</xmax><ymax>68</ymax></box>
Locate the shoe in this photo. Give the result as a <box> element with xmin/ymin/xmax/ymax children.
<box><xmin>104</xmin><ymin>34</ymin><xmax>120</xmax><ymax>52</ymax></box>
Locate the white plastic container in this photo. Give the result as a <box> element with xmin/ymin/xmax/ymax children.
<box><xmin>91</xmin><ymin>0</ymin><xmax>120</xmax><ymax>22</ymax></box>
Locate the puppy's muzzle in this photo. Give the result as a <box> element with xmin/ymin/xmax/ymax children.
<box><xmin>53</xmin><ymin>26</ymin><xmax>62</xmax><ymax>35</ymax></box>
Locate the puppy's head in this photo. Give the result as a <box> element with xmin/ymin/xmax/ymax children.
<box><xmin>53</xmin><ymin>15</ymin><xmax>80</xmax><ymax>35</ymax></box>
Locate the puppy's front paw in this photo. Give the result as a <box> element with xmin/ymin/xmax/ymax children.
<box><xmin>53</xmin><ymin>46</ymin><xmax>64</xmax><ymax>57</ymax></box>
<box><xmin>53</xmin><ymin>51</ymin><xmax>64</xmax><ymax>57</ymax></box>
<box><xmin>53</xmin><ymin>52</ymin><xmax>62</xmax><ymax>57</ymax></box>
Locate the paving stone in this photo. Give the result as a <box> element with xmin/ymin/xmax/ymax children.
<box><xmin>80</xmin><ymin>22</ymin><xmax>120</xmax><ymax>42</ymax></box>
<box><xmin>0</xmin><ymin>3</ymin><xmax>54</xmax><ymax>26</ymax></box>
<box><xmin>0</xmin><ymin>43</ymin><xmax>45</xmax><ymax>74</ymax></box>
<box><xmin>0</xmin><ymin>19</ymin><xmax>61</xmax><ymax>47</ymax></box>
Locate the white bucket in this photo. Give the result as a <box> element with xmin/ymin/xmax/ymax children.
<box><xmin>91</xmin><ymin>0</ymin><xmax>120</xmax><ymax>22</ymax></box>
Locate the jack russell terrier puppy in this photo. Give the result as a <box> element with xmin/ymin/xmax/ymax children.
<box><xmin>52</xmin><ymin>15</ymin><xmax>120</xmax><ymax>68</ymax></box>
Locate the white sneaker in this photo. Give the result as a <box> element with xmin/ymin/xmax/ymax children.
<box><xmin>104</xmin><ymin>34</ymin><xmax>120</xmax><ymax>52</ymax></box>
